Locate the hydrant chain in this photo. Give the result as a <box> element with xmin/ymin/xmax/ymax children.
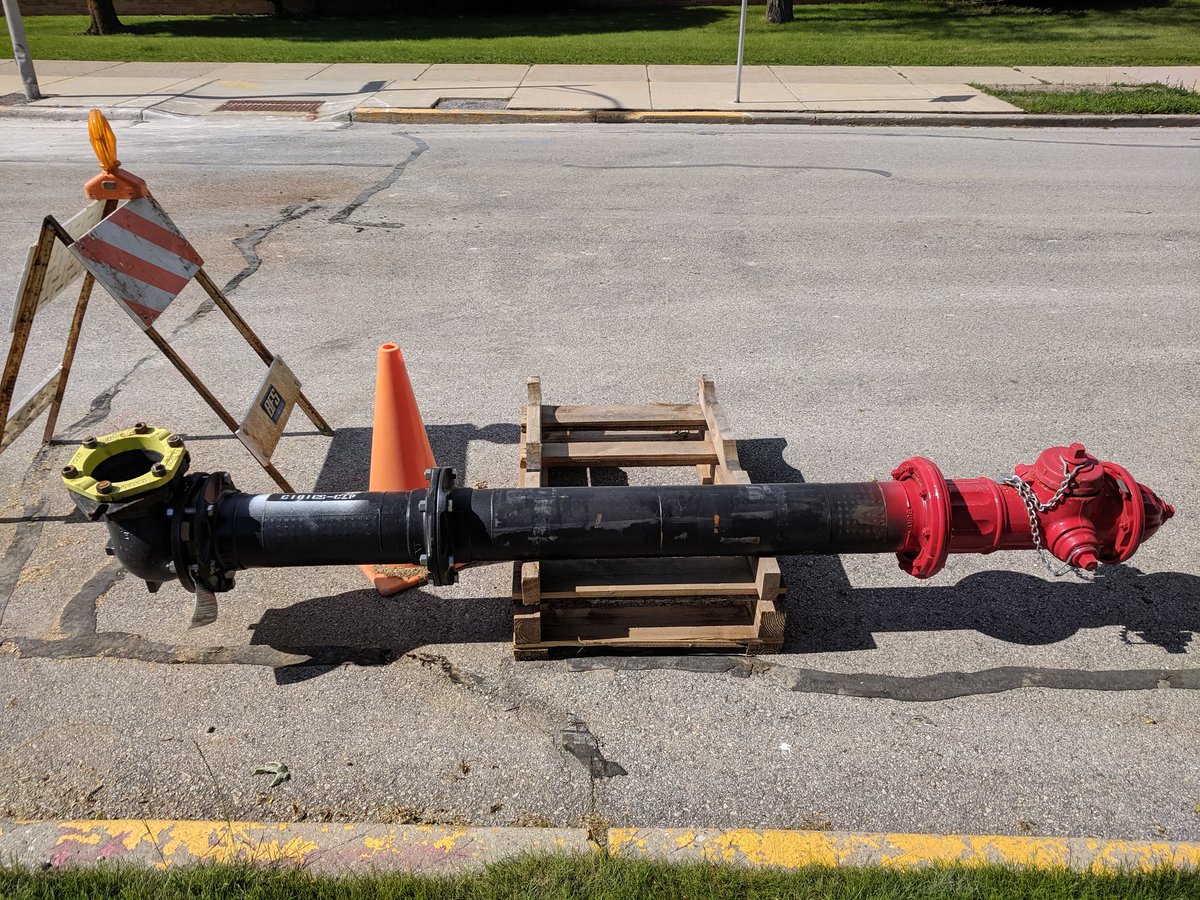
<box><xmin>1001</xmin><ymin>457</ymin><xmax>1091</xmax><ymax>578</ymax></box>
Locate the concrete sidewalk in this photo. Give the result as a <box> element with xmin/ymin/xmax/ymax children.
<box><xmin>3</xmin><ymin>61</ymin><xmax>1198</xmax><ymax>119</ymax></box>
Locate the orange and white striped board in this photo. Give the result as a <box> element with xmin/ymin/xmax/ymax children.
<box><xmin>70</xmin><ymin>197</ymin><xmax>204</xmax><ymax>330</ymax></box>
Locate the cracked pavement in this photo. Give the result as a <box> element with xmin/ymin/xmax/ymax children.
<box><xmin>0</xmin><ymin>119</ymin><xmax>1197</xmax><ymax>840</ymax></box>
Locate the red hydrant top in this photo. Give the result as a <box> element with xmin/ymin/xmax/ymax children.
<box><xmin>889</xmin><ymin>444</ymin><xmax>1174</xmax><ymax>578</ymax></box>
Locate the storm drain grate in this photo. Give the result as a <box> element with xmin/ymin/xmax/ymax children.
<box><xmin>434</xmin><ymin>98</ymin><xmax>510</xmax><ymax>110</ymax></box>
<box><xmin>215</xmin><ymin>99</ymin><xmax>324</xmax><ymax>113</ymax></box>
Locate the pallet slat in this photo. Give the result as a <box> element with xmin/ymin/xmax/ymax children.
<box><xmin>529</xmin><ymin>557</ymin><xmax>767</xmax><ymax>600</ymax></box>
<box><xmin>536</xmin><ymin>403</ymin><xmax>706</xmax><ymax>430</ymax></box>
<box><xmin>538</xmin><ymin>600</ymin><xmax>761</xmax><ymax>645</ymax></box>
<box><xmin>541</xmin><ymin>429</ymin><xmax>703</xmax><ymax>444</ymax></box>
<box><xmin>541</xmin><ymin>440</ymin><xmax>718</xmax><ymax>467</ymax></box>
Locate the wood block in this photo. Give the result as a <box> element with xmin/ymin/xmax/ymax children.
<box><xmin>754</xmin><ymin>558</ymin><xmax>782</xmax><ymax>601</ymax></box>
<box><xmin>698</xmin><ymin>376</ymin><xmax>743</xmax><ymax>478</ymax></box>
<box><xmin>513</xmin><ymin>601</ymin><xmax>543</xmax><ymax>646</ymax></box>
<box><xmin>526</xmin><ymin>376</ymin><xmax>542</xmax><ymax>475</ymax></box>
<box><xmin>754</xmin><ymin>597</ymin><xmax>787</xmax><ymax>644</ymax></box>
<box><xmin>520</xmin><ymin>560</ymin><xmax>541</xmax><ymax>606</ymax></box>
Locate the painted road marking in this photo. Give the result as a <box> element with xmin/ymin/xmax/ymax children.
<box><xmin>70</xmin><ymin>197</ymin><xmax>204</xmax><ymax>329</ymax></box>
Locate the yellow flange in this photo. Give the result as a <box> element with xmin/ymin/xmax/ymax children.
<box><xmin>61</xmin><ymin>425</ymin><xmax>185</xmax><ymax>502</ymax></box>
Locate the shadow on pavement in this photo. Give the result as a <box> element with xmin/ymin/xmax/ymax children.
<box><xmin>249</xmin><ymin>584</ymin><xmax>512</xmax><ymax>685</ymax></box>
<box><xmin>13</xmin><ymin>425</ymin><xmax>1191</xmax><ymax>695</ymax></box>
<box><xmin>124</xmin><ymin>9</ymin><xmax>729</xmax><ymax>43</ymax></box>
<box><xmin>782</xmin><ymin>562</ymin><xmax>1199</xmax><ymax>655</ymax></box>
<box><xmin>313</xmin><ymin>424</ymin><xmax>520</xmax><ymax>492</ymax></box>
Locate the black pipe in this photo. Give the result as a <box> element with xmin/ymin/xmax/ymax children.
<box><xmin>212</xmin><ymin>482</ymin><xmax>905</xmax><ymax>573</ymax></box>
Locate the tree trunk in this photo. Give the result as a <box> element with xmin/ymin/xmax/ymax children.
<box><xmin>85</xmin><ymin>0</ymin><xmax>127</xmax><ymax>35</ymax></box>
<box><xmin>766</xmin><ymin>0</ymin><xmax>794</xmax><ymax>25</ymax></box>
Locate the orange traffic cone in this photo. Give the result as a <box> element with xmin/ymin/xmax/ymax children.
<box><xmin>360</xmin><ymin>343</ymin><xmax>435</xmax><ymax>596</ymax></box>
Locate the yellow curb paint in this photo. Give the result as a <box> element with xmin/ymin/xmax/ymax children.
<box><xmin>433</xmin><ymin>829</ymin><xmax>469</xmax><ymax>853</ymax></box>
<box><xmin>0</xmin><ymin>819</ymin><xmax>603</xmax><ymax>874</ymax></box>
<box><xmin>52</xmin><ymin>820</ymin><xmax>325</xmax><ymax>869</ymax></box>
<box><xmin>19</xmin><ymin>821</ymin><xmax>1200</xmax><ymax>872</ymax></box>
<box><xmin>609</xmin><ymin>828</ymin><xmax>1200</xmax><ymax>871</ymax></box>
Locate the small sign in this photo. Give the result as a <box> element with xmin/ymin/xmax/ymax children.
<box><xmin>261</xmin><ymin>384</ymin><xmax>286</xmax><ymax>423</ymax></box>
<box><xmin>236</xmin><ymin>357</ymin><xmax>300</xmax><ymax>466</ymax></box>
<box><xmin>70</xmin><ymin>197</ymin><xmax>204</xmax><ymax>330</ymax></box>
<box><xmin>11</xmin><ymin>202</ymin><xmax>105</xmax><ymax>332</ymax></box>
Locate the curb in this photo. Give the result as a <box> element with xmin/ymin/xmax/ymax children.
<box><xmin>0</xmin><ymin>820</ymin><xmax>591</xmax><ymax>873</ymax></box>
<box><xmin>0</xmin><ymin>106</ymin><xmax>350</xmax><ymax>124</ymax></box>
<box><xmin>1</xmin><ymin>820</ymin><xmax>1198</xmax><ymax>873</ymax></box>
<box><xmin>3</xmin><ymin>105</ymin><xmax>1200</xmax><ymax>128</ymax></box>
<box><xmin>351</xmin><ymin>107</ymin><xmax>1200</xmax><ymax>128</ymax></box>
<box><xmin>0</xmin><ymin>106</ymin><xmax>147</xmax><ymax>123</ymax></box>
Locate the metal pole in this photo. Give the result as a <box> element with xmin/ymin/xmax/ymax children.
<box><xmin>734</xmin><ymin>0</ymin><xmax>749</xmax><ymax>103</ymax></box>
<box><xmin>2</xmin><ymin>0</ymin><xmax>42</xmax><ymax>102</ymax></box>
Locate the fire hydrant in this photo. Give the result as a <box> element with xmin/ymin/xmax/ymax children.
<box><xmin>61</xmin><ymin>426</ymin><xmax>1173</xmax><ymax>627</ymax></box>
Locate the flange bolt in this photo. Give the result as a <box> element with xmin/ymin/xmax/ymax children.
<box><xmin>134</xmin><ymin>422</ymin><xmax>152</xmax><ymax>434</ymax></box>
<box><xmin>166</xmin><ymin>434</ymin><xmax>183</xmax><ymax>448</ymax></box>
<box><xmin>61</xmin><ymin>465</ymin><xmax>79</xmax><ymax>479</ymax></box>
<box><xmin>151</xmin><ymin>463</ymin><xmax>168</xmax><ymax>477</ymax></box>
<box><xmin>96</xmin><ymin>480</ymin><xmax>114</xmax><ymax>495</ymax></box>
<box><xmin>82</xmin><ymin>436</ymin><xmax>97</xmax><ymax>449</ymax></box>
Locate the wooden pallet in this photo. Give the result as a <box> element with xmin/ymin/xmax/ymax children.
<box><xmin>512</xmin><ymin>376</ymin><xmax>785</xmax><ymax>659</ymax></box>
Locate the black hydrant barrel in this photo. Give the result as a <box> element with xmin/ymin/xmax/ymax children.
<box><xmin>213</xmin><ymin>484</ymin><xmax>907</xmax><ymax>571</ymax></box>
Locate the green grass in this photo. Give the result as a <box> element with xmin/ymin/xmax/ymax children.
<box><xmin>2</xmin><ymin>856</ymin><xmax>1200</xmax><ymax>899</ymax></box>
<box><xmin>6</xmin><ymin>2</ymin><xmax>1200</xmax><ymax>66</ymax></box>
<box><xmin>981</xmin><ymin>81</ymin><xmax>1200</xmax><ymax>112</ymax></box>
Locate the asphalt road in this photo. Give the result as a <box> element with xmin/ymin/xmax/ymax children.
<box><xmin>0</xmin><ymin>119</ymin><xmax>1197</xmax><ymax>840</ymax></box>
